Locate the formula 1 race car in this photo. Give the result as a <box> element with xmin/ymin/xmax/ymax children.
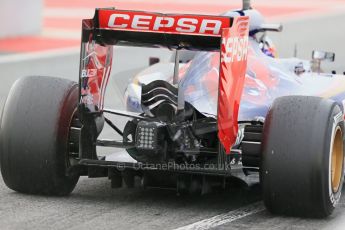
<box><xmin>1</xmin><ymin>0</ymin><xmax>345</xmax><ymax>218</ymax></box>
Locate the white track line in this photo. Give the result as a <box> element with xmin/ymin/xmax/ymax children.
<box><xmin>0</xmin><ymin>47</ymin><xmax>80</xmax><ymax>64</ymax></box>
<box><xmin>174</xmin><ymin>202</ymin><xmax>265</xmax><ymax>230</ymax></box>
<box><xmin>269</xmin><ymin>6</ymin><xmax>345</xmax><ymax>23</ymax></box>
<box><xmin>0</xmin><ymin>46</ymin><xmax>133</xmax><ymax>64</ymax></box>
<box><xmin>41</xmin><ymin>28</ymin><xmax>81</xmax><ymax>40</ymax></box>
<box><xmin>44</xmin><ymin>8</ymin><xmax>94</xmax><ymax>18</ymax></box>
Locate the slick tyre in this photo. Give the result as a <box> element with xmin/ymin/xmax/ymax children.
<box><xmin>261</xmin><ymin>96</ymin><xmax>344</xmax><ymax>217</ymax></box>
<box><xmin>0</xmin><ymin>76</ymin><xmax>79</xmax><ymax>195</ymax></box>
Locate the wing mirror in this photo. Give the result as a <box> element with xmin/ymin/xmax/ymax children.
<box><xmin>251</xmin><ymin>23</ymin><xmax>283</xmax><ymax>36</ymax></box>
<box><xmin>260</xmin><ymin>23</ymin><xmax>283</xmax><ymax>33</ymax></box>
<box><xmin>312</xmin><ymin>50</ymin><xmax>335</xmax><ymax>62</ymax></box>
<box><xmin>311</xmin><ymin>50</ymin><xmax>335</xmax><ymax>73</ymax></box>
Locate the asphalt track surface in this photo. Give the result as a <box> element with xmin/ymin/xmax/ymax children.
<box><xmin>1</xmin><ymin>12</ymin><xmax>345</xmax><ymax>230</ymax></box>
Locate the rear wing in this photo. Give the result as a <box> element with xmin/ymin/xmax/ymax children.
<box><xmin>82</xmin><ymin>9</ymin><xmax>232</xmax><ymax>50</ymax></box>
<box><xmin>79</xmin><ymin>8</ymin><xmax>249</xmax><ymax>153</ymax></box>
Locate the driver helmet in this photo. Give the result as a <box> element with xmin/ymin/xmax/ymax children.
<box><xmin>223</xmin><ymin>9</ymin><xmax>277</xmax><ymax>58</ymax></box>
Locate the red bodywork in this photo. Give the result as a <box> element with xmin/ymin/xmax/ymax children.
<box><xmin>218</xmin><ymin>17</ymin><xmax>249</xmax><ymax>153</ymax></box>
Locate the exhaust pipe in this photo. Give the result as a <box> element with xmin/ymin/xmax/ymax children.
<box><xmin>243</xmin><ymin>0</ymin><xmax>252</xmax><ymax>10</ymax></box>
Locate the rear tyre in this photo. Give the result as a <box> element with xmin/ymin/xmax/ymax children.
<box><xmin>261</xmin><ymin>96</ymin><xmax>344</xmax><ymax>217</ymax></box>
<box><xmin>0</xmin><ymin>76</ymin><xmax>79</xmax><ymax>195</ymax></box>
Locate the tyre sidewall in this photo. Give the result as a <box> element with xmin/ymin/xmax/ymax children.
<box><xmin>322</xmin><ymin>105</ymin><xmax>344</xmax><ymax>213</ymax></box>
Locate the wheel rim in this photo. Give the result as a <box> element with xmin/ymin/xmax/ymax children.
<box><xmin>331</xmin><ymin>127</ymin><xmax>343</xmax><ymax>193</ymax></box>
